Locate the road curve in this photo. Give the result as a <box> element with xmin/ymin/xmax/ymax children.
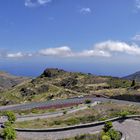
<box><xmin>17</xmin><ymin>118</ymin><xmax>140</xmax><ymax>140</ymax></box>
<box><xmin>0</xmin><ymin>97</ymin><xmax>140</xmax><ymax>111</ymax></box>
<box><xmin>16</xmin><ymin>102</ymin><xmax>98</xmax><ymax>122</ymax></box>
<box><xmin>0</xmin><ymin>97</ymin><xmax>140</xmax><ymax>140</ymax></box>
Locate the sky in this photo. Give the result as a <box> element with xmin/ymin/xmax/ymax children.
<box><xmin>1</xmin><ymin>0</ymin><xmax>140</xmax><ymax>77</ymax></box>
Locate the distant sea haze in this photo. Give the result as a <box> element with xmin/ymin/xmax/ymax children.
<box><xmin>0</xmin><ymin>62</ymin><xmax>139</xmax><ymax>77</ymax></box>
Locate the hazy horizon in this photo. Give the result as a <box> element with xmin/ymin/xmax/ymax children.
<box><xmin>1</xmin><ymin>61</ymin><xmax>140</xmax><ymax>77</ymax></box>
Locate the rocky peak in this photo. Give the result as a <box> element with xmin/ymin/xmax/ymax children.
<box><xmin>41</xmin><ymin>68</ymin><xmax>66</xmax><ymax>78</ymax></box>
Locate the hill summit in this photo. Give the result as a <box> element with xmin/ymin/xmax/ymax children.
<box><xmin>41</xmin><ymin>68</ymin><xmax>66</xmax><ymax>78</ymax></box>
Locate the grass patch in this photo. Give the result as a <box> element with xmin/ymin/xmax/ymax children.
<box><xmin>14</xmin><ymin>102</ymin><xmax>140</xmax><ymax>129</ymax></box>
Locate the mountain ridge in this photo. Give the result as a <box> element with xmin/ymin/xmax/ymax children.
<box><xmin>0</xmin><ymin>71</ymin><xmax>30</xmax><ymax>92</ymax></box>
<box><xmin>123</xmin><ymin>71</ymin><xmax>140</xmax><ymax>82</ymax></box>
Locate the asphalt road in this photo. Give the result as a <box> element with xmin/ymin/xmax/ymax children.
<box><xmin>0</xmin><ymin>97</ymin><xmax>140</xmax><ymax>111</ymax></box>
<box><xmin>15</xmin><ymin>102</ymin><xmax>99</xmax><ymax>122</ymax></box>
<box><xmin>16</xmin><ymin>118</ymin><xmax>140</xmax><ymax>140</ymax></box>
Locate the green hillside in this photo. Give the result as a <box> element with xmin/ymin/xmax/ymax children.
<box><xmin>0</xmin><ymin>68</ymin><xmax>139</xmax><ymax>105</ymax></box>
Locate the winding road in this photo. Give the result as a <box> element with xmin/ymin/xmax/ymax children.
<box><xmin>0</xmin><ymin>97</ymin><xmax>140</xmax><ymax>111</ymax></box>
<box><xmin>16</xmin><ymin>118</ymin><xmax>140</xmax><ymax>140</ymax></box>
<box><xmin>1</xmin><ymin>97</ymin><xmax>140</xmax><ymax>140</ymax></box>
<box><xmin>15</xmin><ymin>102</ymin><xmax>99</xmax><ymax>122</ymax></box>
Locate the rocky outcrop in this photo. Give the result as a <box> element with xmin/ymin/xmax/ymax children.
<box><xmin>41</xmin><ymin>68</ymin><xmax>66</xmax><ymax>78</ymax></box>
<box><xmin>20</xmin><ymin>84</ymin><xmax>49</xmax><ymax>97</ymax></box>
<box><xmin>58</xmin><ymin>77</ymin><xmax>78</xmax><ymax>88</ymax></box>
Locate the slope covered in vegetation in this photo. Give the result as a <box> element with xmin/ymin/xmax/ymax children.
<box><xmin>0</xmin><ymin>68</ymin><xmax>139</xmax><ymax>105</ymax></box>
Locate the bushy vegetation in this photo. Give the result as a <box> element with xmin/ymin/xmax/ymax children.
<box><xmin>50</xmin><ymin>115</ymin><xmax>97</xmax><ymax>126</ymax></box>
<box><xmin>59</xmin><ymin>122</ymin><xmax>121</xmax><ymax>140</ymax></box>
<box><xmin>103</xmin><ymin>121</ymin><xmax>113</xmax><ymax>133</ymax></box>
<box><xmin>1</xmin><ymin>68</ymin><xmax>140</xmax><ymax>105</ymax></box>
<box><xmin>101</xmin><ymin>121</ymin><xmax>121</xmax><ymax>140</ymax></box>
<box><xmin>101</xmin><ymin>135</ymin><xmax>111</xmax><ymax>140</ymax></box>
<box><xmin>85</xmin><ymin>99</ymin><xmax>92</xmax><ymax>104</ymax></box>
<box><xmin>1</xmin><ymin>111</ymin><xmax>16</xmax><ymax>140</ymax></box>
<box><xmin>118</xmin><ymin>110</ymin><xmax>129</xmax><ymax>118</ymax></box>
<box><xmin>131</xmin><ymin>80</ymin><xmax>136</xmax><ymax>87</ymax></box>
<box><xmin>4</xmin><ymin>111</ymin><xmax>16</xmax><ymax>124</ymax></box>
<box><xmin>107</xmin><ymin>78</ymin><xmax>131</xmax><ymax>88</ymax></box>
<box><xmin>2</xmin><ymin>124</ymin><xmax>16</xmax><ymax>140</ymax></box>
<box><xmin>14</xmin><ymin>114</ymin><xmax>98</xmax><ymax>129</ymax></box>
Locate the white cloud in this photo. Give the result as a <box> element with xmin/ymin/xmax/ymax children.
<box><xmin>38</xmin><ymin>46</ymin><xmax>110</xmax><ymax>57</ymax></box>
<box><xmin>77</xmin><ymin>50</ymin><xmax>111</xmax><ymax>57</ymax></box>
<box><xmin>39</xmin><ymin>46</ymin><xmax>73</xmax><ymax>57</ymax></box>
<box><xmin>2</xmin><ymin>40</ymin><xmax>140</xmax><ymax>59</ymax></box>
<box><xmin>6</xmin><ymin>52</ymin><xmax>32</xmax><ymax>58</ymax></box>
<box><xmin>25</xmin><ymin>0</ymin><xmax>52</xmax><ymax>7</ymax></box>
<box><xmin>132</xmin><ymin>34</ymin><xmax>140</xmax><ymax>41</ymax></box>
<box><xmin>94</xmin><ymin>40</ymin><xmax>140</xmax><ymax>55</ymax></box>
<box><xmin>80</xmin><ymin>8</ymin><xmax>91</xmax><ymax>14</ymax></box>
<box><xmin>38</xmin><ymin>41</ymin><xmax>140</xmax><ymax>57</ymax></box>
<box><xmin>6</xmin><ymin>52</ymin><xmax>24</xmax><ymax>58</ymax></box>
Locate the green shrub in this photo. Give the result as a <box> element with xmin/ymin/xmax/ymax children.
<box><xmin>106</xmin><ymin>129</ymin><xmax>121</xmax><ymax>140</ymax></box>
<box><xmin>103</xmin><ymin>121</ymin><xmax>113</xmax><ymax>132</ymax></box>
<box><xmin>63</xmin><ymin>110</ymin><xmax>67</xmax><ymax>115</ymax></box>
<box><xmin>101</xmin><ymin>120</ymin><xmax>121</xmax><ymax>140</ymax></box>
<box><xmin>102</xmin><ymin>135</ymin><xmax>111</xmax><ymax>140</ymax></box>
<box><xmin>3</xmin><ymin>126</ymin><xmax>16</xmax><ymax>140</ymax></box>
<box><xmin>87</xmin><ymin>105</ymin><xmax>91</xmax><ymax>108</ymax></box>
<box><xmin>4</xmin><ymin>111</ymin><xmax>16</xmax><ymax>124</ymax></box>
<box><xmin>118</xmin><ymin>110</ymin><xmax>129</xmax><ymax>118</ymax></box>
<box><xmin>98</xmin><ymin>117</ymin><xmax>107</xmax><ymax>121</ymax></box>
<box><xmin>4</xmin><ymin>121</ymin><xmax>12</xmax><ymax>127</ymax></box>
<box><xmin>131</xmin><ymin>80</ymin><xmax>136</xmax><ymax>87</ymax></box>
<box><xmin>85</xmin><ymin>99</ymin><xmax>91</xmax><ymax>104</ymax></box>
